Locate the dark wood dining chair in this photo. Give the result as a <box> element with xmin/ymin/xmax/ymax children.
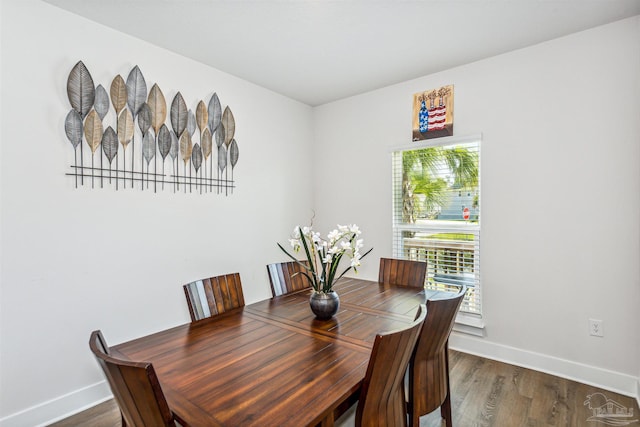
<box><xmin>183</xmin><ymin>272</ymin><xmax>245</xmax><ymax>322</ymax></box>
<box><xmin>407</xmin><ymin>286</ymin><xmax>467</xmax><ymax>427</ymax></box>
<box><xmin>354</xmin><ymin>304</ymin><xmax>427</xmax><ymax>426</ymax></box>
<box><xmin>89</xmin><ymin>330</ymin><xmax>181</xmax><ymax>427</ymax></box>
<box><xmin>378</xmin><ymin>257</ymin><xmax>427</xmax><ymax>288</ymax></box>
<box><xmin>266</xmin><ymin>260</ymin><xmax>311</xmax><ymax>296</ymax></box>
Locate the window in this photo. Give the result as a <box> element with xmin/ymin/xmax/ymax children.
<box><xmin>392</xmin><ymin>134</ymin><xmax>481</xmax><ymax>318</ymax></box>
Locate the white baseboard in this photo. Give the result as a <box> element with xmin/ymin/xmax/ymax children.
<box><xmin>0</xmin><ymin>381</ymin><xmax>111</xmax><ymax>427</ymax></box>
<box><xmin>449</xmin><ymin>332</ymin><xmax>639</xmax><ymax>399</ymax></box>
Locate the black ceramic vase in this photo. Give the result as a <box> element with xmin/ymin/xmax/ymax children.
<box><xmin>309</xmin><ymin>291</ymin><xmax>340</xmax><ymax>320</ymax></box>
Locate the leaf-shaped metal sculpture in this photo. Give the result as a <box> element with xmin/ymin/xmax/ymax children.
<box><xmin>179</xmin><ymin>131</ymin><xmax>192</xmax><ymax>192</ymax></box>
<box><xmin>218</xmin><ymin>144</ymin><xmax>227</xmax><ymax>195</ymax></box>
<box><xmin>179</xmin><ymin>131</ymin><xmax>192</xmax><ymax>165</ymax></box>
<box><xmin>84</xmin><ymin>110</ymin><xmax>103</xmax><ymax>188</ymax></box>
<box><xmin>116</xmin><ymin>108</ymin><xmax>134</xmax><ymax>190</ymax></box>
<box><xmin>218</xmin><ymin>144</ymin><xmax>227</xmax><ymax>171</ymax></box>
<box><xmin>65</xmin><ymin>109</ymin><xmax>84</xmax><ymax>188</ymax></box>
<box><xmin>229</xmin><ymin>138</ymin><xmax>239</xmax><ymax>194</ymax></box>
<box><xmin>147</xmin><ymin>83</ymin><xmax>167</xmax><ymax>135</ymax></box>
<box><xmin>102</xmin><ymin>126</ymin><xmax>118</xmax><ymax>163</ymax></box>
<box><xmin>137</xmin><ymin>103</ymin><xmax>152</xmax><ymax>135</ymax></box>
<box><xmin>196</xmin><ymin>101</ymin><xmax>207</xmax><ymax>135</ymax></box>
<box><xmin>208</xmin><ymin>93</ymin><xmax>222</xmax><ymax>132</ymax></box>
<box><xmin>110</xmin><ymin>75</ymin><xmax>127</xmax><ymax>114</ymax></box>
<box><xmin>230</xmin><ymin>139</ymin><xmax>239</xmax><ymax>168</ymax></box>
<box><xmin>67</xmin><ymin>60</ymin><xmax>95</xmax><ymax>119</ymax></box>
<box><xmin>169</xmin><ymin>130</ymin><xmax>179</xmax><ymax>192</ymax></box>
<box><xmin>158</xmin><ymin>124</ymin><xmax>172</xmax><ymax>160</ymax></box>
<box><xmin>141</xmin><ymin>130</ymin><xmax>155</xmax><ymax>190</ymax></box>
<box><xmin>200</xmin><ymin>127</ymin><xmax>213</xmax><ymax>193</ymax></box>
<box><xmin>213</xmin><ymin>123</ymin><xmax>225</xmax><ymax>193</ymax></box>
<box><xmin>142</xmin><ymin>131</ymin><xmax>155</xmax><ymax>164</ymax></box>
<box><xmin>169</xmin><ymin>131</ymin><xmax>179</xmax><ymax>160</ymax></box>
<box><xmin>94</xmin><ymin>85</ymin><xmax>109</xmax><ymax>120</ymax></box>
<box><xmin>192</xmin><ymin>143</ymin><xmax>202</xmax><ymax>172</ymax></box>
<box><xmin>192</xmin><ymin>143</ymin><xmax>203</xmax><ymax>193</ymax></box>
<box><xmin>65</xmin><ymin>109</ymin><xmax>83</xmax><ymax>148</ymax></box>
<box><xmin>84</xmin><ymin>110</ymin><xmax>103</xmax><ymax>154</ymax></box>
<box><xmin>126</xmin><ymin>65</ymin><xmax>147</xmax><ymax>117</ymax></box>
<box><xmin>157</xmin><ymin>124</ymin><xmax>172</xmax><ymax>190</ymax></box>
<box><xmin>187</xmin><ymin>109</ymin><xmax>196</xmax><ymax>137</ymax></box>
<box><xmin>102</xmin><ymin>126</ymin><xmax>119</xmax><ymax>188</ymax></box>
<box><xmin>215</xmin><ymin>123</ymin><xmax>225</xmax><ymax>148</ymax></box>
<box><xmin>201</xmin><ymin>128</ymin><xmax>212</xmax><ymax>160</ymax></box>
<box><xmin>222</xmin><ymin>106</ymin><xmax>235</xmax><ymax>146</ymax></box>
<box><xmin>171</xmin><ymin>92</ymin><xmax>188</xmax><ymax>138</ymax></box>
<box><xmin>117</xmin><ymin>109</ymin><xmax>134</xmax><ymax>148</ymax></box>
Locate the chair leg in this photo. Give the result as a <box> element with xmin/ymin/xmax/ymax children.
<box><xmin>440</xmin><ymin>340</ymin><xmax>453</xmax><ymax>427</ymax></box>
<box><xmin>409</xmin><ymin>412</ymin><xmax>420</xmax><ymax>427</ymax></box>
<box><xmin>441</xmin><ymin>392</ymin><xmax>452</xmax><ymax>427</ymax></box>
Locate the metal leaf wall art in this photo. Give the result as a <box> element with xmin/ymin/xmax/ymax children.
<box><xmin>65</xmin><ymin>109</ymin><xmax>83</xmax><ymax>187</ymax></box>
<box><xmin>110</xmin><ymin>75</ymin><xmax>127</xmax><ymax>114</ymax></box>
<box><xmin>126</xmin><ymin>65</ymin><xmax>148</xmax><ymax>188</ymax></box>
<box><xmin>201</xmin><ymin>127</ymin><xmax>212</xmax><ymax>191</ymax></box>
<box><xmin>137</xmin><ymin>102</ymin><xmax>153</xmax><ymax>190</ymax></box>
<box><xmin>84</xmin><ymin>110</ymin><xmax>103</xmax><ymax>188</ymax></box>
<box><xmin>137</xmin><ymin>103</ymin><xmax>152</xmax><ymax>135</ymax></box>
<box><xmin>179</xmin><ymin>131</ymin><xmax>193</xmax><ymax>192</ymax></box>
<box><xmin>170</xmin><ymin>92</ymin><xmax>187</xmax><ymax>139</ymax></box>
<box><xmin>214</xmin><ymin>124</ymin><xmax>225</xmax><ymax>193</ymax></box>
<box><xmin>169</xmin><ymin>131</ymin><xmax>179</xmax><ymax>191</ymax></box>
<box><xmin>218</xmin><ymin>143</ymin><xmax>228</xmax><ymax>196</ymax></box>
<box><xmin>142</xmin><ymin>131</ymin><xmax>155</xmax><ymax>188</ymax></box>
<box><xmin>67</xmin><ymin>60</ymin><xmax>95</xmax><ymax>186</ymax></box>
<box><xmin>187</xmin><ymin>110</ymin><xmax>196</xmax><ymax>137</ymax></box>
<box><xmin>208</xmin><ymin>93</ymin><xmax>221</xmax><ymax>132</ymax></box>
<box><xmin>196</xmin><ymin>101</ymin><xmax>207</xmax><ymax>135</ymax></box>
<box><xmin>158</xmin><ymin>124</ymin><xmax>171</xmax><ymax>190</ymax></box>
<box><xmin>126</xmin><ymin>66</ymin><xmax>147</xmax><ymax>117</ymax></box>
<box><xmin>222</xmin><ymin>107</ymin><xmax>235</xmax><ymax>146</ymax></box>
<box><xmin>102</xmin><ymin>127</ymin><xmax>118</xmax><ymax>187</ymax></box>
<box><xmin>192</xmin><ymin>143</ymin><xmax>203</xmax><ymax>193</ymax></box>
<box><xmin>67</xmin><ymin>61</ymin><xmax>95</xmax><ymax>120</ymax></box>
<box><xmin>229</xmin><ymin>138</ymin><xmax>239</xmax><ymax>195</ymax></box>
<box><xmin>148</xmin><ymin>84</ymin><xmax>167</xmax><ymax>135</ymax></box>
<box><xmin>94</xmin><ymin>85</ymin><xmax>110</xmax><ymax>120</ymax></box>
<box><xmin>63</xmin><ymin>61</ymin><xmax>240</xmax><ymax>195</ymax></box>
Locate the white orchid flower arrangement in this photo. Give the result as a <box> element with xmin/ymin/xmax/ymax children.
<box><xmin>278</xmin><ymin>223</ymin><xmax>373</xmax><ymax>294</ymax></box>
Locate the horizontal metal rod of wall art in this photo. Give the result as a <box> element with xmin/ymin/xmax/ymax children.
<box><xmin>66</xmin><ymin>167</ymin><xmax>235</xmax><ymax>195</ymax></box>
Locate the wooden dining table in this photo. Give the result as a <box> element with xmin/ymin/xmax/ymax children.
<box><xmin>112</xmin><ymin>277</ymin><xmax>447</xmax><ymax>426</ymax></box>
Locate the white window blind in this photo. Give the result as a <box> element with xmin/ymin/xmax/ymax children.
<box><xmin>391</xmin><ymin>135</ymin><xmax>481</xmax><ymax>315</ymax></box>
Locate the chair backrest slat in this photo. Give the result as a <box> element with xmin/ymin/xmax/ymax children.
<box><xmin>266</xmin><ymin>260</ymin><xmax>310</xmax><ymax>297</ymax></box>
<box><xmin>356</xmin><ymin>305</ymin><xmax>427</xmax><ymax>427</ymax></box>
<box><xmin>183</xmin><ymin>273</ymin><xmax>245</xmax><ymax>322</ymax></box>
<box><xmin>379</xmin><ymin>258</ymin><xmax>427</xmax><ymax>288</ymax></box>
<box><xmin>89</xmin><ymin>330</ymin><xmax>175</xmax><ymax>427</ymax></box>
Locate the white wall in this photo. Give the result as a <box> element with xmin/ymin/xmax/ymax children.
<box><xmin>314</xmin><ymin>16</ymin><xmax>640</xmax><ymax>395</ymax></box>
<box><xmin>0</xmin><ymin>0</ymin><xmax>314</xmax><ymax>425</ymax></box>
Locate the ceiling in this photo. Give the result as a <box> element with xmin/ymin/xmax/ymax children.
<box><xmin>44</xmin><ymin>0</ymin><xmax>640</xmax><ymax>106</ymax></box>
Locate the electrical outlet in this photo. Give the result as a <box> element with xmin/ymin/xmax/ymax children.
<box><xmin>589</xmin><ymin>318</ymin><xmax>604</xmax><ymax>337</ymax></box>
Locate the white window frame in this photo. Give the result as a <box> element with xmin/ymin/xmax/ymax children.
<box><xmin>391</xmin><ymin>134</ymin><xmax>484</xmax><ymax>335</ymax></box>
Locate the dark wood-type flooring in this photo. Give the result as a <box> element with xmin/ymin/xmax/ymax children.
<box><xmin>49</xmin><ymin>350</ymin><xmax>639</xmax><ymax>427</ymax></box>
